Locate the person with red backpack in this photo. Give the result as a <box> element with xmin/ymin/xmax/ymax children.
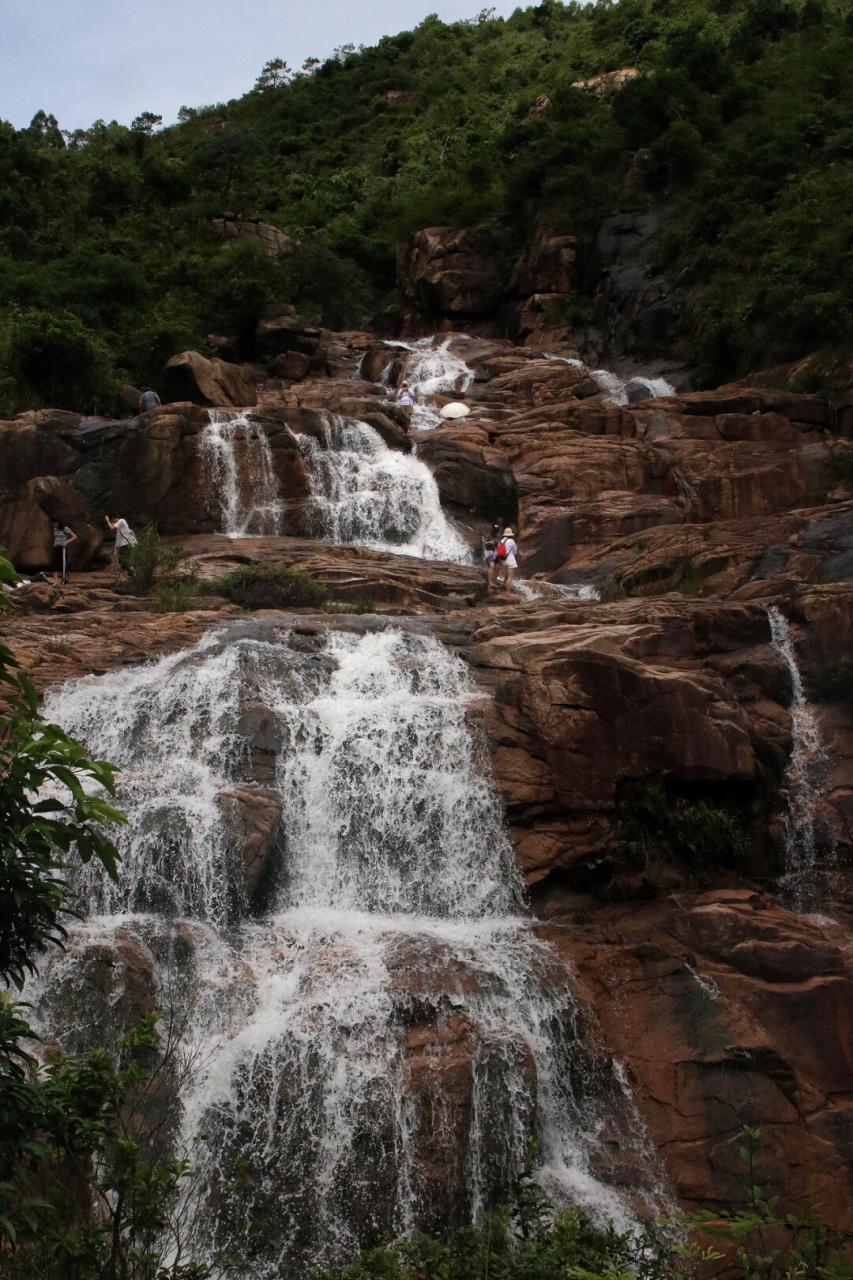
<box><xmin>488</xmin><ymin>526</ymin><xmax>519</xmax><ymax>597</ymax></box>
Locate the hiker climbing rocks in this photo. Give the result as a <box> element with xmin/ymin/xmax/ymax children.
<box><xmin>140</xmin><ymin>388</ymin><xmax>161</xmax><ymax>412</ymax></box>
<box><xmin>51</xmin><ymin>519</ymin><xmax>77</xmax><ymax>586</ymax></box>
<box><xmin>489</xmin><ymin>527</ymin><xmax>519</xmax><ymax>597</ymax></box>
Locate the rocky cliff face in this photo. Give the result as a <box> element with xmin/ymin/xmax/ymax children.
<box><xmin>4</xmin><ymin>326</ymin><xmax>853</xmax><ymax>1252</ymax></box>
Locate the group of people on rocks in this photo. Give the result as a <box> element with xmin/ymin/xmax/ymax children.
<box><xmin>483</xmin><ymin>522</ymin><xmax>519</xmax><ymax>597</ymax></box>
<box><xmin>48</xmin><ymin>514</ymin><xmax>136</xmax><ymax>587</ymax></box>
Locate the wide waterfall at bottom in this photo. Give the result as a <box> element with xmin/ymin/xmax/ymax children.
<box><xmin>34</xmin><ymin>624</ymin><xmax>660</xmax><ymax>1277</ymax></box>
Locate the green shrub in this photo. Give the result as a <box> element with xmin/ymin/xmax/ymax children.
<box><xmin>675</xmin><ymin>556</ymin><xmax>704</xmax><ymax>597</ymax></box>
<box><xmin>616</xmin><ymin>780</ymin><xmax>749</xmax><ymax>876</ymax></box>
<box><xmin>204</xmin><ymin>563</ymin><xmax>330</xmax><ymax>610</ymax></box>
<box><xmin>600</xmin><ymin>574</ymin><xmax>629</xmax><ymax>602</ymax></box>
<box><xmin>155</xmin><ymin>582</ymin><xmax>197</xmax><ymax>613</ymax></box>
<box><xmin>116</xmin><ymin>525</ymin><xmax>182</xmax><ymax>596</ymax></box>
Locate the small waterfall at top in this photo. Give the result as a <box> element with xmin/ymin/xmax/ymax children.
<box><xmin>768</xmin><ymin>607</ymin><xmax>831</xmax><ymax>905</ymax></box>
<box><xmin>34</xmin><ymin>623</ymin><xmax>663</xmax><ymax>1277</ymax></box>
<box><xmin>298</xmin><ymin>415</ymin><xmax>471</xmax><ymax>563</ymax></box>
<box><xmin>545</xmin><ymin>355</ymin><xmax>676</xmax><ymax>406</ymax></box>
<box><xmin>201</xmin><ymin>410</ymin><xmax>284</xmax><ymax>536</ymax></box>
<box><xmin>384</xmin><ymin>337</ymin><xmax>476</xmax><ymax>431</ymax></box>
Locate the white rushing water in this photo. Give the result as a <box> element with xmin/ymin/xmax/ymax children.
<box><xmin>545</xmin><ymin>355</ymin><xmax>676</xmax><ymax>406</ymax></box>
<box><xmin>201</xmin><ymin>410</ymin><xmax>284</xmax><ymax>536</ymax></box>
<box><xmin>383</xmin><ymin>337</ymin><xmax>476</xmax><ymax>432</ymax></box>
<box><xmin>298</xmin><ymin>415</ymin><xmax>471</xmax><ymax>563</ymax></box>
<box><xmin>768</xmin><ymin>607</ymin><xmax>830</xmax><ymax>895</ymax></box>
<box><xmin>37</xmin><ymin>624</ymin><xmax>659</xmax><ymax>1277</ymax></box>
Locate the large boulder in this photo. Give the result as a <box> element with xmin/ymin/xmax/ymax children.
<box><xmin>396</xmin><ymin>227</ymin><xmax>503</xmax><ymax>316</ymax></box>
<box><xmin>0</xmin><ymin>475</ymin><xmax>102</xmax><ymax>573</ymax></box>
<box><xmin>163</xmin><ymin>351</ymin><xmax>263</xmax><ymax>407</ymax></box>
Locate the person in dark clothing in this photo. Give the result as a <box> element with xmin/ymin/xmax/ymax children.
<box><xmin>482</xmin><ymin>521</ymin><xmax>503</xmax><ymax>572</ymax></box>
<box><xmin>140</xmin><ymin>388</ymin><xmax>161</xmax><ymax>412</ymax></box>
<box><xmin>51</xmin><ymin>520</ymin><xmax>78</xmax><ymax>586</ymax></box>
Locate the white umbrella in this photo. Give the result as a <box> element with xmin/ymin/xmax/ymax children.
<box><xmin>439</xmin><ymin>402</ymin><xmax>471</xmax><ymax>420</ymax></box>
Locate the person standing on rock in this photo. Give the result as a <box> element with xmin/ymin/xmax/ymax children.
<box><xmin>51</xmin><ymin>519</ymin><xmax>77</xmax><ymax>586</ymax></box>
<box><xmin>396</xmin><ymin>382</ymin><xmax>415</xmax><ymax>408</ymax></box>
<box><xmin>489</xmin><ymin>527</ymin><xmax>519</xmax><ymax>598</ymax></box>
<box><xmin>482</xmin><ymin>520</ymin><xmax>503</xmax><ymax>573</ymax></box>
<box><xmin>140</xmin><ymin>388</ymin><xmax>161</xmax><ymax>412</ymax></box>
<box><xmin>105</xmin><ymin>514</ymin><xmax>138</xmax><ymax>578</ymax></box>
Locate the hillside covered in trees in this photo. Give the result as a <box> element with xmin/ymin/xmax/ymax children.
<box><xmin>1</xmin><ymin>0</ymin><xmax>851</xmax><ymax>414</ymax></box>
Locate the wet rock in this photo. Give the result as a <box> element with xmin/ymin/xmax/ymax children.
<box><xmin>219</xmin><ymin>785</ymin><xmax>284</xmax><ymax>904</ymax></box>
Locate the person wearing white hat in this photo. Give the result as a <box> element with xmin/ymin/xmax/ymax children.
<box><xmin>489</xmin><ymin>527</ymin><xmax>519</xmax><ymax>597</ymax></box>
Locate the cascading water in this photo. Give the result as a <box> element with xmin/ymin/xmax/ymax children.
<box><xmin>201</xmin><ymin>410</ymin><xmax>284</xmax><ymax>536</ymax></box>
<box><xmin>298</xmin><ymin>415</ymin><xmax>471</xmax><ymax>563</ymax></box>
<box><xmin>768</xmin><ymin>607</ymin><xmax>830</xmax><ymax>901</ymax></box>
<box><xmin>385</xmin><ymin>337</ymin><xmax>476</xmax><ymax>431</ymax></box>
<box><xmin>545</xmin><ymin>355</ymin><xmax>676</xmax><ymax>405</ymax></box>
<box><xmin>35</xmin><ymin>623</ymin><xmax>662</xmax><ymax>1277</ymax></box>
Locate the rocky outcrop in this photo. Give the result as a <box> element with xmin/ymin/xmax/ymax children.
<box><xmin>571</xmin><ymin>67</ymin><xmax>641</xmax><ymax>96</ymax></box>
<box><xmin>593</xmin><ymin>208</ymin><xmax>683</xmax><ymax>358</ymax></box>
<box><xmin>549</xmin><ymin>889</ymin><xmax>853</xmax><ymax>1225</ymax></box>
<box><xmin>396</xmin><ymin>227</ymin><xmax>504</xmax><ymax>316</ymax></box>
<box><xmin>163</xmin><ymin>351</ymin><xmax>264</xmax><ymax>407</ymax></box>
<box><xmin>212</xmin><ymin>217</ymin><xmax>292</xmax><ymax>258</ymax></box>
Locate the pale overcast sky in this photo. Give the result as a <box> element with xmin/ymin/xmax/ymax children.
<box><xmin>2</xmin><ymin>0</ymin><xmax>525</xmax><ymax>132</ymax></box>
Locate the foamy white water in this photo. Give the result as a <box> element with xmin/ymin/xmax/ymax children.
<box><xmin>387</xmin><ymin>337</ymin><xmax>476</xmax><ymax>432</ymax></box>
<box><xmin>298</xmin><ymin>415</ymin><xmax>471</xmax><ymax>563</ymax></box>
<box><xmin>768</xmin><ymin>607</ymin><xmax>830</xmax><ymax>897</ymax></box>
<box><xmin>201</xmin><ymin>410</ymin><xmax>284</xmax><ymax>536</ymax></box>
<box><xmin>35</xmin><ymin>625</ymin><xmax>660</xmax><ymax>1277</ymax></box>
<box><xmin>545</xmin><ymin>354</ymin><xmax>676</xmax><ymax>406</ymax></box>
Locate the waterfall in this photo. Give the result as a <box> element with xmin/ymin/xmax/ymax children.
<box><xmin>201</xmin><ymin>410</ymin><xmax>284</xmax><ymax>536</ymax></box>
<box><xmin>298</xmin><ymin>416</ymin><xmax>471</xmax><ymax>563</ymax></box>
<box><xmin>36</xmin><ymin>623</ymin><xmax>661</xmax><ymax>1277</ymax></box>
<box><xmin>545</xmin><ymin>355</ymin><xmax>676</xmax><ymax>406</ymax></box>
<box><xmin>386</xmin><ymin>337</ymin><xmax>476</xmax><ymax>432</ymax></box>
<box><xmin>768</xmin><ymin>607</ymin><xmax>830</xmax><ymax>896</ymax></box>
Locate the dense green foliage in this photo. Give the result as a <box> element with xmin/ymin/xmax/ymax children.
<box><xmin>2</xmin><ymin>0</ymin><xmax>852</xmax><ymax>411</ymax></box>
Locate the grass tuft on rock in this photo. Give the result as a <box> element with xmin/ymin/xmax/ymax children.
<box><xmin>203</xmin><ymin>563</ymin><xmax>330</xmax><ymax>611</ymax></box>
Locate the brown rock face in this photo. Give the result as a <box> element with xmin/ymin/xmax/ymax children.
<box><xmin>397</xmin><ymin>227</ymin><xmax>503</xmax><ymax>316</ymax></box>
<box><xmin>512</xmin><ymin>224</ymin><xmax>578</xmax><ymax>296</ymax></box>
<box><xmin>548</xmin><ymin>892</ymin><xmax>853</xmax><ymax>1226</ymax></box>
<box><xmin>163</xmin><ymin>351</ymin><xmax>264</xmax><ymax>407</ymax></box>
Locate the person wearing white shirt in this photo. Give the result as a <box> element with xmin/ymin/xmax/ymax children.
<box><xmin>489</xmin><ymin>527</ymin><xmax>519</xmax><ymax>597</ymax></box>
<box><xmin>105</xmin><ymin>514</ymin><xmax>138</xmax><ymax>578</ymax></box>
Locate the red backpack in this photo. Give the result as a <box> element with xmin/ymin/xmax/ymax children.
<box><xmin>496</xmin><ymin>540</ymin><xmax>509</xmax><ymax>560</ymax></box>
